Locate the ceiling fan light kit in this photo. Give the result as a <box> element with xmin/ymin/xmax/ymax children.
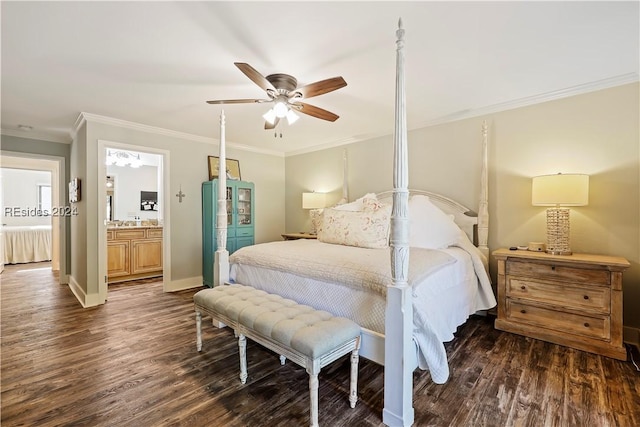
<box><xmin>207</xmin><ymin>62</ymin><xmax>347</xmax><ymax>130</ymax></box>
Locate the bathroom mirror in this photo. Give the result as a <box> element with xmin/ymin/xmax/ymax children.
<box><xmin>106</xmin><ymin>175</ymin><xmax>115</xmax><ymax>221</ymax></box>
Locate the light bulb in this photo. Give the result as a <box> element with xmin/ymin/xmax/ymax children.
<box><xmin>273</xmin><ymin>102</ymin><xmax>288</xmax><ymax>118</ymax></box>
<box><xmin>262</xmin><ymin>109</ymin><xmax>276</xmax><ymax>124</ymax></box>
<box><xmin>286</xmin><ymin>110</ymin><xmax>299</xmax><ymax>125</ymax></box>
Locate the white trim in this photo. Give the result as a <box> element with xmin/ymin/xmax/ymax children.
<box><xmin>76</xmin><ymin>113</ymin><xmax>284</xmax><ymax>157</ymax></box>
<box><xmin>417</xmin><ymin>73</ymin><xmax>639</xmax><ymax>130</ymax></box>
<box><xmin>285</xmin><ymin>73</ymin><xmax>639</xmax><ymax>157</ymax></box>
<box><xmin>165</xmin><ymin>276</ymin><xmax>204</xmax><ymax>292</ymax></box>
<box><xmin>67</xmin><ymin>275</ymin><xmax>102</xmax><ymax>308</ymax></box>
<box><xmin>0</xmin><ymin>151</ymin><xmax>67</xmax><ymax>280</ymax></box>
<box><xmin>0</xmin><ymin>128</ymin><xmax>71</xmax><ymax>144</ymax></box>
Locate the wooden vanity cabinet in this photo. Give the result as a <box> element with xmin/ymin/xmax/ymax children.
<box><xmin>107</xmin><ymin>227</ymin><xmax>163</xmax><ymax>283</ymax></box>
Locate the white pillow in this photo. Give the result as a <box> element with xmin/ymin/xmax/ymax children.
<box><xmin>409</xmin><ymin>195</ymin><xmax>461</xmax><ymax>249</ymax></box>
<box><xmin>332</xmin><ymin>193</ymin><xmax>377</xmax><ymax>211</ymax></box>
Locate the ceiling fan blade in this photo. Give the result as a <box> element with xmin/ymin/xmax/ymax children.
<box><xmin>294</xmin><ymin>102</ymin><xmax>340</xmax><ymax>122</ymax></box>
<box><xmin>292</xmin><ymin>77</ymin><xmax>347</xmax><ymax>99</ymax></box>
<box><xmin>235</xmin><ymin>62</ymin><xmax>276</xmax><ymax>93</ymax></box>
<box><xmin>264</xmin><ymin>117</ymin><xmax>280</xmax><ymax>130</ymax></box>
<box><xmin>206</xmin><ymin>99</ymin><xmax>270</xmax><ymax>104</ymax></box>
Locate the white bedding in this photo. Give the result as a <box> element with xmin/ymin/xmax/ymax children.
<box><xmin>229</xmin><ymin>238</ymin><xmax>496</xmax><ymax>383</ymax></box>
<box><xmin>2</xmin><ymin>225</ymin><xmax>52</xmax><ymax>264</ymax></box>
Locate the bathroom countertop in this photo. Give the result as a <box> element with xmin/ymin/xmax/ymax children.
<box><xmin>107</xmin><ymin>225</ymin><xmax>163</xmax><ymax>230</ymax></box>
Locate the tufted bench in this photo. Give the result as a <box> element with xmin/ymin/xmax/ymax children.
<box><xmin>194</xmin><ymin>284</ymin><xmax>361</xmax><ymax>427</ymax></box>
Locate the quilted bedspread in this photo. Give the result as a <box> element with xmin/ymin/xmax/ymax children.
<box><xmin>229</xmin><ymin>239</ymin><xmax>456</xmax><ymax>296</ymax></box>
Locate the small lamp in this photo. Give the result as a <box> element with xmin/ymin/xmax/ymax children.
<box><xmin>532</xmin><ymin>173</ymin><xmax>589</xmax><ymax>255</ymax></box>
<box><xmin>302</xmin><ymin>192</ymin><xmax>327</xmax><ymax>235</ymax></box>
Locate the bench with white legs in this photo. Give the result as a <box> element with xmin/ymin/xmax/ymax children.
<box><xmin>194</xmin><ymin>284</ymin><xmax>361</xmax><ymax>427</ymax></box>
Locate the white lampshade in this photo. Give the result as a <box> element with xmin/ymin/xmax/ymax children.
<box><xmin>532</xmin><ymin>173</ymin><xmax>589</xmax><ymax>206</ymax></box>
<box><xmin>302</xmin><ymin>192</ymin><xmax>326</xmax><ymax>209</ymax></box>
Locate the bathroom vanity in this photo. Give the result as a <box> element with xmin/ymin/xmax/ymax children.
<box><xmin>107</xmin><ymin>226</ymin><xmax>163</xmax><ymax>284</ymax></box>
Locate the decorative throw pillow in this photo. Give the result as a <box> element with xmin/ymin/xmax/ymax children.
<box><xmin>318</xmin><ymin>199</ymin><xmax>391</xmax><ymax>249</ymax></box>
<box><xmin>409</xmin><ymin>195</ymin><xmax>461</xmax><ymax>249</ymax></box>
<box><xmin>332</xmin><ymin>193</ymin><xmax>378</xmax><ymax>211</ymax></box>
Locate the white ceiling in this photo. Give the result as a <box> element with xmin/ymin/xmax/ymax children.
<box><xmin>2</xmin><ymin>1</ymin><xmax>638</xmax><ymax>156</ymax></box>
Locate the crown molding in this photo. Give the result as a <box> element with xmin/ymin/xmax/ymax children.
<box><xmin>1</xmin><ymin>128</ymin><xmax>71</xmax><ymax>144</ymax></box>
<box><xmin>284</xmin><ymin>73</ymin><xmax>639</xmax><ymax>157</ymax></box>
<box><xmin>416</xmin><ymin>73</ymin><xmax>639</xmax><ymax>129</ymax></box>
<box><xmin>74</xmin><ymin>112</ymin><xmax>284</xmax><ymax>157</ymax></box>
<box><xmin>285</xmin><ymin>132</ymin><xmax>385</xmax><ymax>157</ymax></box>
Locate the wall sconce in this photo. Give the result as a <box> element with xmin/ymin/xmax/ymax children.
<box><xmin>532</xmin><ymin>173</ymin><xmax>589</xmax><ymax>255</ymax></box>
<box><xmin>302</xmin><ymin>192</ymin><xmax>327</xmax><ymax>235</ymax></box>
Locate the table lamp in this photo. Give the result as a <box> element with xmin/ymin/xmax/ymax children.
<box><xmin>532</xmin><ymin>173</ymin><xmax>589</xmax><ymax>255</ymax></box>
<box><xmin>302</xmin><ymin>192</ymin><xmax>326</xmax><ymax>235</ymax></box>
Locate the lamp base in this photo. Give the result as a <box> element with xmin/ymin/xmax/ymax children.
<box><xmin>545</xmin><ymin>207</ymin><xmax>572</xmax><ymax>256</ymax></box>
<box><xmin>309</xmin><ymin>209</ymin><xmax>322</xmax><ymax>235</ymax></box>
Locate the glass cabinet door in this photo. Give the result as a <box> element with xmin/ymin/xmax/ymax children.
<box><xmin>226</xmin><ymin>186</ymin><xmax>232</xmax><ymax>226</ymax></box>
<box><xmin>236</xmin><ymin>187</ymin><xmax>252</xmax><ymax>225</ymax></box>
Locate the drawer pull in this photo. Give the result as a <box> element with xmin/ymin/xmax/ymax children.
<box><xmin>583</xmin><ymin>295</ymin><xmax>589</xmax><ymax>300</ymax></box>
<box><xmin>520</xmin><ymin>309</ymin><xmax>527</xmax><ymax>314</ymax></box>
<box><xmin>520</xmin><ymin>285</ymin><xmax>526</xmax><ymax>290</ymax></box>
<box><xmin>584</xmin><ymin>322</ymin><xmax>590</xmax><ymax>328</ymax></box>
<box><xmin>551</xmin><ymin>266</ymin><xmax>556</xmax><ymax>271</ymax></box>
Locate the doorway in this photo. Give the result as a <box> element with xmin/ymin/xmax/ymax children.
<box><xmin>97</xmin><ymin>140</ymin><xmax>170</xmax><ymax>301</ymax></box>
<box><xmin>0</xmin><ymin>153</ymin><xmax>67</xmax><ymax>282</ymax></box>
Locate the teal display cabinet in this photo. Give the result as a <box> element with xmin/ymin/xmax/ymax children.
<box><xmin>202</xmin><ymin>180</ymin><xmax>255</xmax><ymax>287</ymax></box>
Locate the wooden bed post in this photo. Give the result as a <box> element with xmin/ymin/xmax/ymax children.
<box><xmin>213</xmin><ymin>110</ymin><xmax>229</xmax><ymax>286</ymax></box>
<box><xmin>478</xmin><ymin>120</ymin><xmax>489</xmax><ymax>260</ymax></box>
<box><xmin>341</xmin><ymin>148</ymin><xmax>349</xmax><ymax>203</ymax></box>
<box><xmin>383</xmin><ymin>19</ymin><xmax>415</xmax><ymax>427</ymax></box>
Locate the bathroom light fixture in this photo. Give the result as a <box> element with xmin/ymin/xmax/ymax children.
<box><xmin>106</xmin><ymin>150</ymin><xmax>142</xmax><ymax>168</ymax></box>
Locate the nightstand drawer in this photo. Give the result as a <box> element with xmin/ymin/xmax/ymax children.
<box><xmin>506</xmin><ymin>300</ymin><xmax>609</xmax><ymax>340</ymax></box>
<box><xmin>507</xmin><ymin>278</ymin><xmax>610</xmax><ymax>313</ymax></box>
<box><xmin>507</xmin><ymin>260</ymin><xmax>610</xmax><ymax>285</ymax></box>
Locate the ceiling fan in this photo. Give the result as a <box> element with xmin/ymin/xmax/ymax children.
<box><xmin>206</xmin><ymin>62</ymin><xmax>347</xmax><ymax>129</ymax></box>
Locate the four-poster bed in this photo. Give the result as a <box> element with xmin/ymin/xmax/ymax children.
<box><xmin>210</xmin><ymin>20</ymin><xmax>494</xmax><ymax>427</ymax></box>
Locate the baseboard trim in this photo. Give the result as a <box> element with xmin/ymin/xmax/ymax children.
<box><xmin>67</xmin><ymin>276</ymin><xmax>104</xmax><ymax>308</ymax></box>
<box><xmin>165</xmin><ymin>276</ymin><xmax>204</xmax><ymax>292</ymax></box>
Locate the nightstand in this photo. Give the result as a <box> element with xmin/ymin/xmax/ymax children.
<box><xmin>281</xmin><ymin>233</ymin><xmax>318</xmax><ymax>241</ymax></box>
<box><xmin>493</xmin><ymin>248</ymin><xmax>630</xmax><ymax>360</ymax></box>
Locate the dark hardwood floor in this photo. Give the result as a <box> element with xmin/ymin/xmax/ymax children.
<box><xmin>1</xmin><ymin>262</ymin><xmax>639</xmax><ymax>426</ymax></box>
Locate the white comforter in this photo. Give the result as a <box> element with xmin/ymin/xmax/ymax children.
<box><xmin>229</xmin><ymin>238</ymin><xmax>496</xmax><ymax>383</ymax></box>
<box><xmin>229</xmin><ymin>239</ymin><xmax>456</xmax><ymax>296</ymax></box>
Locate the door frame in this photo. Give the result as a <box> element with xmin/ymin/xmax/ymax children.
<box><xmin>0</xmin><ymin>151</ymin><xmax>67</xmax><ymax>282</ymax></box>
<box><xmin>97</xmin><ymin>140</ymin><xmax>170</xmax><ymax>300</ymax></box>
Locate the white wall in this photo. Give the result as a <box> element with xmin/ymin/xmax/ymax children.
<box><xmin>107</xmin><ymin>164</ymin><xmax>159</xmax><ymax>221</ymax></box>
<box><xmin>1</xmin><ymin>168</ymin><xmax>52</xmax><ymax>226</ymax></box>
<box><xmin>70</xmin><ymin>116</ymin><xmax>286</xmax><ymax>303</ymax></box>
<box><xmin>285</xmin><ymin>83</ymin><xmax>640</xmax><ymax>329</ymax></box>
